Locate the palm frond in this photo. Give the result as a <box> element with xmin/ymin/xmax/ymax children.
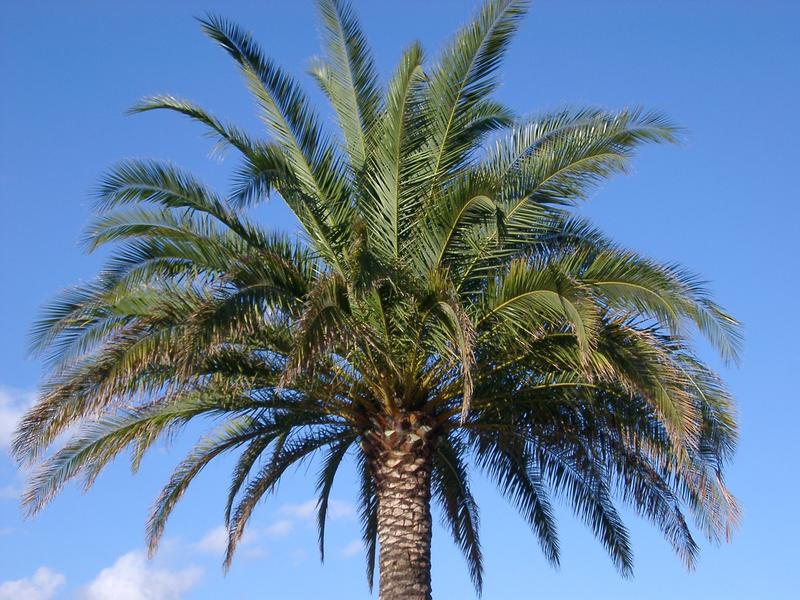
<box><xmin>421</xmin><ymin>0</ymin><xmax>528</xmax><ymax>192</ymax></box>
<box><xmin>147</xmin><ymin>416</ymin><xmax>266</xmax><ymax>557</ymax></box>
<box><xmin>316</xmin><ymin>436</ymin><xmax>355</xmax><ymax>561</ymax></box>
<box><xmin>431</xmin><ymin>434</ymin><xmax>483</xmax><ymax>591</ymax></box>
<box><xmin>361</xmin><ymin>42</ymin><xmax>426</xmax><ymax>260</ymax></box>
<box><xmin>314</xmin><ymin>0</ymin><xmax>380</xmax><ymax>170</ymax></box>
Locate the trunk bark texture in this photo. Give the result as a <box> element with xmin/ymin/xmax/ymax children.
<box><xmin>374</xmin><ymin>426</ymin><xmax>434</xmax><ymax>600</ymax></box>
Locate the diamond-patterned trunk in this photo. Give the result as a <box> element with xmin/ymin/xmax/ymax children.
<box><xmin>374</xmin><ymin>427</ymin><xmax>433</xmax><ymax>600</ymax></box>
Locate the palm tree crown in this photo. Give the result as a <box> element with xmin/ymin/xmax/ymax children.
<box><xmin>14</xmin><ymin>1</ymin><xmax>740</xmax><ymax>598</ymax></box>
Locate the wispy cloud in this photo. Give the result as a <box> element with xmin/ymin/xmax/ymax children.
<box><xmin>192</xmin><ymin>498</ymin><xmax>356</xmax><ymax>563</ymax></box>
<box><xmin>193</xmin><ymin>525</ymin><xmax>255</xmax><ymax>555</ymax></box>
<box><xmin>263</xmin><ymin>519</ymin><xmax>294</xmax><ymax>538</ymax></box>
<box><xmin>0</xmin><ymin>484</ymin><xmax>19</xmax><ymax>500</ymax></box>
<box><xmin>241</xmin><ymin>546</ymin><xmax>269</xmax><ymax>560</ymax></box>
<box><xmin>193</xmin><ymin>525</ymin><xmax>230</xmax><ymax>555</ymax></box>
<box><xmin>279</xmin><ymin>498</ymin><xmax>355</xmax><ymax>522</ymax></box>
<box><xmin>328</xmin><ymin>500</ymin><xmax>356</xmax><ymax>520</ymax></box>
<box><xmin>192</xmin><ymin>520</ymin><xmax>290</xmax><ymax>556</ymax></box>
<box><xmin>80</xmin><ymin>551</ymin><xmax>202</xmax><ymax>600</ymax></box>
<box><xmin>278</xmin><ymin>499</ymin><xmax>317</xmax><ymax>520</ymax></box>
<box><xmin>289</xmin><ymin>548</ymin><xmax>308</xmax><ymax>567</ymax></box>
<box><xmin>0</xmin><ymin>567</ymin><xmax>65</xmax><ymax>600</ymax></box>
<box><xmin>0</xmin><ymin>388</ymin><xmax>32</xmax><ymax>505</ymax></box>
<box><xmin>339</xmin><ymin>539</ymin><xmax>363</xmax><ymax>559</ymax></box>
<box><xmin>0</xmin><ymin>387</ymin><xmax>36</xmax><ymax>452</ymax></box>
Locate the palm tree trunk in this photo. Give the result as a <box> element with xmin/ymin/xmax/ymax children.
<box><xmin>374</xmin><ymin>437</ymin><xmax>433</xmax><ymax>600</ymax></box>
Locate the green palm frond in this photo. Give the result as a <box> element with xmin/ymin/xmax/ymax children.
<box><xmin>146</xmin><ymin>415</ymin><xmax>268</xmax><ymax>556</ymax></box>
<box><xmin>129</xmin><ymin>95</ymin><xmax>259</xmax><ymax>158</ymax></box>
<box><xmin>535</xmin><ymin>438</ymin><xmax>634</xmax><ymax>575</ymax></box>
<box><xmin>313</xmin><ymin>0</ymin><xmax>380</xmax><ymax>170</ymax></box>
<box><xmin>471</xmin><ymin>428</ymin><xmax>560</xmax><ymax>568</ymax></box>
<box><xmin>225</xmin><ymin>427</ymin><xmax>347</xmax><ymax>568</ymax></box>
<box><xmin>421</xmin><ymin>0</ymin><xmax>527</xmax><ymax>192</ymax></box>
<box><xmin>360</xmin><ymin>41</ymin><xmax>426</xmax><ymax>261</ymax></box>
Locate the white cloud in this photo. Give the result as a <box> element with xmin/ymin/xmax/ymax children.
<box><xmin>263</xmin><ymin>519</ymin><xmax>293</xmax><ymax>538</ymax></box>
<box><xmin>242</xmin><ymin>546</ymin><xmax>269</xmax><ymax>560</ymax></box>
<box><xmin>0</xmin><ymin>484</ymin><xmax>18</xmax><ymax>500</ymax></box>
<box><xmin>0</xmin><ymin>387</ymin><xmax>36</xmax><ymax>451</ymax></box>
<box><xmin>289</xmin><ymin>548</ymin><xmax>308</xmax><ymax>566</ymax></box>
<box><xmin>278</xmin><ymin>499</ymin><xmax>317</xmax><ymax>520</ymax></box>
<box><xmin>194</xmin><ymin>519</ymin><xmax>292</xmax><ymax>555</ymax></box>
<box><xmin>328</xmin><ymin>500</ymin><xmax>356</xmax><ymax>520</ymax></box>
<box><xmin>193</xmin><ymin>525</ymin><xmax>229</xmax><ymax>554</ymax></box>
<box><xmin>339</xmin><ymin>539</ymin><xmax>363</xmax><ymax>559</ymax></box>
<box><xmin>0</xmin><ymin>567</ymin><xmax>65</xmax><ymax>600</ymax></box>
<box><xmin>279</xmin><ymin>498</ymin><xmax>355</xmax><ymax>521</ymax></box>
<box><xmin>82</xmin><ymin>551</ymin><xmax>202</xmax><ymax>600</ymax></box>
<box><xmin>190</xmin><ymin>499</ymin><xmax>356</xmax><ymax>564</ymax></box>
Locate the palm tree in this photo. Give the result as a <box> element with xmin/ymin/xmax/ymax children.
<box><xmin>13</xmin><ymin>1</ymin><xmax>741</xmax><ymax>598</ymax></box>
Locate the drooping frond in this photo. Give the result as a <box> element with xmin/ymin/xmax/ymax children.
<box><xmin>317</xmin><ymin>436</ymin><xmax>355</xmax><ymax>561</ymax></box>
<box><xmin>431</xmin><ymin>434</ymin><xmax>483</xmax><ymax>591</ymax></box>
<box><xmin>225</xmin><ymin>427</ymin><xmax>348</xmax><ymax>569</ymax></box>
<box><xmin>147</xmin><ymin>415</ymin><xmax>267</xmax><ymax>557</ymax></box>
<box><xmin>357</xmin><ymin>451</ymin><xmax>379</xmax><ymax>591</ymax></box>
<box><xmin>129</xmin><ymin>95</ymin><xmax>259</xmax><ymax>158</ymax></box>
<box><xmin>470</xmin><ymin>427</ymin><xmax>560</xmax><ymax>568</ymax></box>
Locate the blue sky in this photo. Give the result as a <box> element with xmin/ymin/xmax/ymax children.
<box><xmin>1</xmin><ymin>1</ymin><xmax>798</xmax><ymax>598</ymax></box>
